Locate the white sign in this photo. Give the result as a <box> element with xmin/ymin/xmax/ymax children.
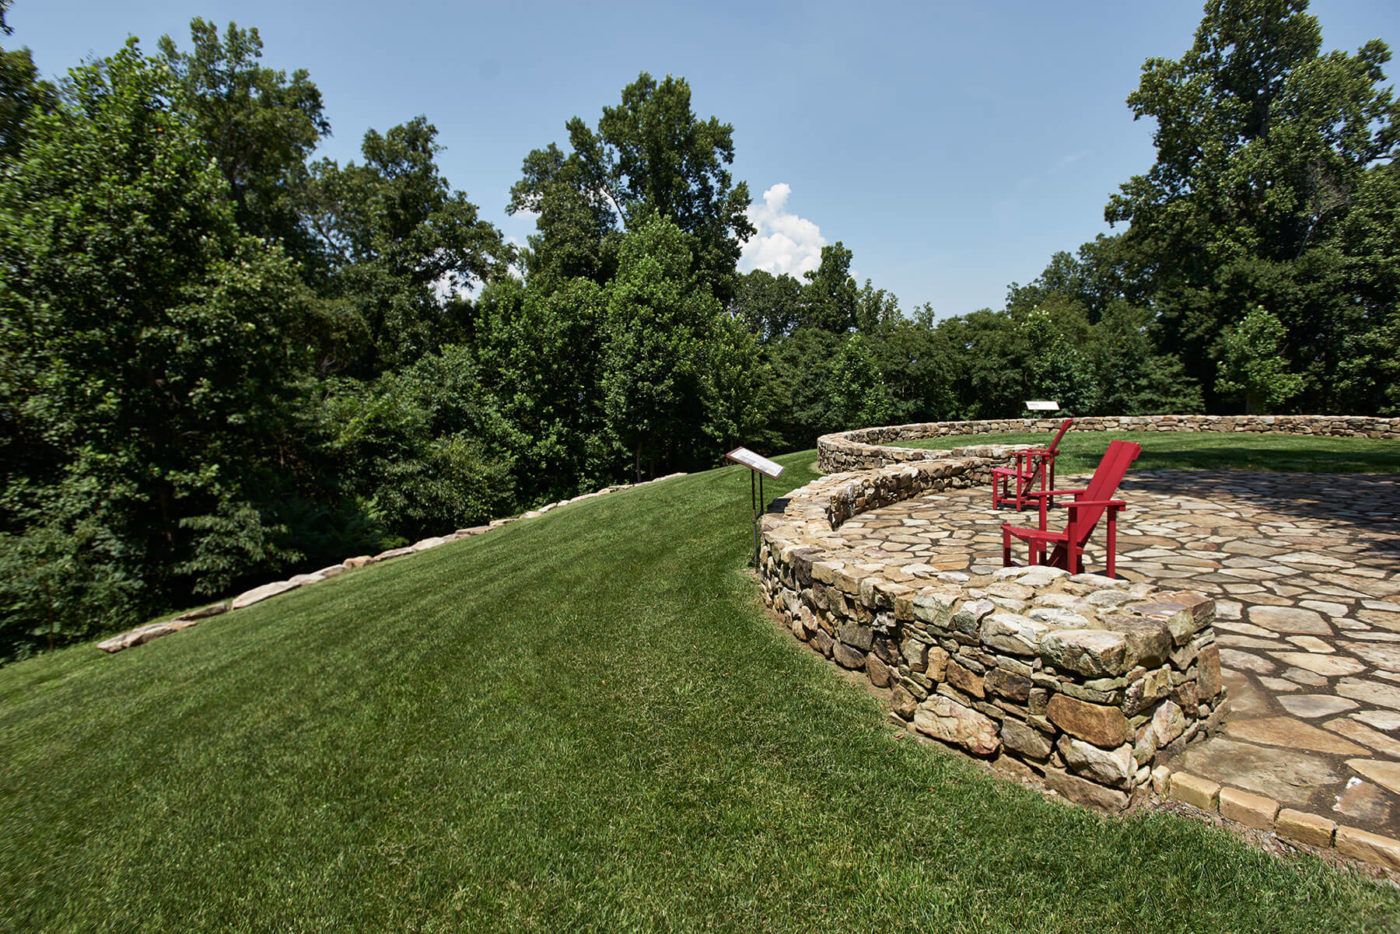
<box><xmin>1025</xmin><ymin>400</ymin><xmax>1061</xmax><ymax>412</ymax></box>
<box><xmin>726</xmin><ymin>446</ymin><xmax>785</xmax><ymax>479</ymax></box>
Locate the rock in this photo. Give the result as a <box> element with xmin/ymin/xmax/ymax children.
<box><xmin>836</xmin><ymin>621</ymin><xmax>873</xmax><ymax>652</ymax></box>
<box><xmin>866</xmin><ymin>654</ymin><xmax>893</xmax><ymax>688</ymax></box>
<box><xmin>946</xmin><ymin>660</ymin><xmax>984</xmax><ymax>699</ymax></box>
<box><xmin>901</xmin><ymin>637</ymin><xmax>929</xmax><ymax>671</ymax></box>
<box><xmin>985</xmin><ymin>667</ymin><xmax>1031</xmax><ymax>703</ymax></box>
<box><xmin>1047</xmin><ymin>693</ymin><xmax>1130</xmax><ymax>747</ymax></box>
<box><xmin>1335</xmin><ymin>826</ymin><xmax>1400</xmax><ymax>871</ymax></box>
<box><xmin>1040</xmin><ymin>629</ymin><xmax>1129</xmax><ymax>677</ymax></box>
<box><xmin>1278</xmin><ymin>694</ymin><xmax>1361</xmax><ymax>719</ymax></box>
<box><xmin>1197</xmin><ymin>644</ymin><xmax>1223</xmax><ymax>700</ymax></box>
<box><xmin>1276</xmin><ymin>808</ymin><xmax>1336</xmax><ymax>848</ymax></box>
<box><xmin>1176</xmin><ymin>737</ymin><xmax>1341</xmax><ymax>807</ymax></box>
<box><xmin>1042</xmin><ymin>767</ymin><xmax>1130</xmax><ymax>811</ymax></box>
<box><xmin>1219</xmin><ymin>787</ymin><xmax>1279</xmax><ymax>830</ymax></box>
<box><xmin>1169</xmin><ymin>772</ymin><xmax>1221</xmax><ymax>811</ymax></box>
<box><xmin>373</xmin><ymin>546</ymin><xmax>415</xmax><ymax>562</ymax></box>
<box><xmin>980</xmin><ymin>613</ymin><xmax>1049</xmax><ymax>656</ymax></box>
<box><xmin>231</xmin><ymin>579</ymin><xmax>300</xmax><ymax>610</ymax></box>
<box><xmin>1123</xmin><ymin>668</ymin><xmax>1172</xmax><ymax>716</ymax></box>
<box><xmin>913</xmin><ymin>695</ymin><xmax>1001</xmax><ymax>756</ymax></box>
<box><xmin>1058</xmin><ymin>736</ymin><xmax>1135</xmax><ymax>787</ymax></box>
<box><xmin>1151</xmin><ymin>699</ymin><xmax>1187</xmax><ymax>746</ymax></box>
<box><xmin>1337</xmin><ymin>677</ymin><xmax>1400</xmax><ymax>710</ymax></box>
<box><xmin>1268</xmin><ymin>651</ymin><xmax>1366</xmax><ymax>677</ymax></box>
<box><xmin>1001</xmin><ymin>718</ymin><xmax>1052</xmax><ymax>760</ymax></box>
<box><xmin>912</xmin><ymin>590</ymin><xmax>959</xmax><ymax>626</ymax></box>
<box><xmin>951</xmin><ymin>599</ymin><xmax>995</xmax><ymax>634</ymax></box>
<box><xmin>1347</xmin><ymin>759</ymin><xmax>1400</xmax><ymax>796</ymax></box>
<box><xmin>343</xmin><ymin>555</ymin><xmax>374</xmax><ymax>569</ymax></box>
<box><xmin>926</xmin><ymin>645</ymin><xmax>950</xmax><ymax>681</ymax></box>
<box><xmin>891</xmin><ymin>684</ymin><xmax>918</xmax><ymax>720</ymax></box>
<box><xmin>1344</xmin><ymin>641</ymin><xmax>1400</xmax><ymax>673</ymax></box>
<box><xmin>1027</xmin><ymin>607</ymin><xmax>1092</xmax><ymax>629</ymax></box>
<box><xmin>171</xmin><ymin>601</ymin><xmax>229</xmax><ymax>622</ymax></box>
<box><xmin>1354</xmin><ymin>710</ymin><xmax>1400</xmax><ymax>732</ymax></box>
<box><xmin>1248</xmin><ymin>605</ymin><xmax>1332</xmax><ymax>635</ymax></box>
<box><xmin>1102</xmin><ymin>615</ymin><xmax>1172</xmax><ymax>669</ymax></box>
<box><xmin>98</xmin><ymin>621</ymin><xmax>179</xmax><ymax>653</ymax></box>
<box><xmin>315</xmin><ymin>564</ymin><xmax>347</xmax><ymax>579</ymax></box>
<box><xmin>832</xmin><ymin>642</ymin><xmax>865</xmax><ymax>670</ymax></box>
<box><xmin>1129</xmin><ymin>601</ymin><xmax>1199</xmax><ymax>646</ymax></box>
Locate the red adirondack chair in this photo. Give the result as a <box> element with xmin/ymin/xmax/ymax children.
<box><xmin>1001</xmin><ymin>440</ymin><xmax>1141</xmax><ymax>578</ymax></box>
<box><xmin>992</xmin><ymin>418</ymin><xmax>1074</xmax><ymax>511</ymax></box>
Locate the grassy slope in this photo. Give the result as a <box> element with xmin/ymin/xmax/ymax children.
<box><xmin>1</xmin><ymin>451</ymin><xmax>1397</xmax><ymax>932</ymax></box>
<box><xmin>896</xmin><ymin>430</ymin><xmax>1400</xmax><ymax>474</ymax></box>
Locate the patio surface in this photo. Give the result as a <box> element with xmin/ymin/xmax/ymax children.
<box><xmin>833</xmin><ymin>470</ymin><xmax>1400</xmax><ymax>838</ymax></box>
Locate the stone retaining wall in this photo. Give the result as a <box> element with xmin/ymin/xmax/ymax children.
<box><xmin>757</xmin><ymin>456</ymin><xmax>1225</xmax><ymax>811</ymax></box>
<box><xmin>818</xmin><ymin>414</ymin><xmax>1400</xmax><ymax>472</ymax></box>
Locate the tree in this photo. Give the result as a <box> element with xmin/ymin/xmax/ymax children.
<box><xmin>1215</xmin><ymin>306</ymin><xmax>1305</xmax><ymax>412</ymax></box>
<box><xmin>732</xmin><ymin>268</ymin><xmax>804</xmax><ymax>343</ymax></box>
<box><xmin>601</xmin><ymin>214</ymin><xmax>747</xmax><ymax>478</ymax></box>
<box><xmin>0</xmin><ymin>0</ymin><xmax>55</xmax><ymax>164</ymax></box>
<box><xmin>799</xmin><ymin>243</ymin><xmax>860</xmax><ymax>333</ymax></box>
<box><xmin>302</xmin><ymin>117</ymin><xmax>508</xmax><ymax>376</ymax></box>
<box><xmin>0</xmin><ymin>42</ymin><xmax>312</xmax><ymax>651</ymax></box>
<box><xmin>1105</xmin><ymin>0</ymin><xmax>1400</xmax><ymax>410</ymax></box>
<box><xmin>159</xmin><ymin>19</ymin><xmax>328</xmax><ymax>254</ymax></box>
<box><xmin>510</xmin><ymin>72</ymin><xmax>753</xmax><ymax>301</ymax></box>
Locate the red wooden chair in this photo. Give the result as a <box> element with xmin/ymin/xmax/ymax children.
<box><xmin>992</xmin><ymin>418</ymin><xmax>1073</xmax><ymax>511</ymax></box>
<box><xmin>1001</xmin><ymin>440</ymin><xmax>1141</xmax><ymax>578</ymax></box>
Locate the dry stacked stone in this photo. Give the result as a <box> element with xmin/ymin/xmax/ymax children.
<box><xmin>760</xmin><ymin>457</ymin><xmax>1226</xmax><ymax>811</ymax></box>
<box><xmin>818</xmin><ymin>414</ymin><xmax>1400</xmax><ymax>472</ymax></box>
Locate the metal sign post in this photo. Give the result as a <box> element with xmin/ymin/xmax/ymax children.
<box><xmin>725</xmin><ymin>447</ymin><xmax>785</xmax><ymax>567</ymax></box>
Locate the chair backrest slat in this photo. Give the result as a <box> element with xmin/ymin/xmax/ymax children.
<box><xmin>1047</xmin><ymin>418</ymin><xmax>1073</xmax><ymax>452</ymax></box>
<box><xmin>1070</xmin><ymin>440</ymin><xmax>1141</xmax><ymax>546</ymax></box>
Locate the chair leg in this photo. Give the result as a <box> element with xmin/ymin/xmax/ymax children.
<box><xmin>1002</xmin><ymin>527</ymin><xmax>1012</xmax><ymax>567</ymax></box>
<box><xmin>1106</xmin><ymin>514</ymin><xmax>1117</xmax><ymax>579</ymax></box>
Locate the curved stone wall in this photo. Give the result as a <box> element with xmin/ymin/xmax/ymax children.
<box><xmin>818</xmin><ymin>414</ymin><xmax>1400</xmax><ymax>473</ymax></box>
<box><xmin>758</xmin><ymin>455</ymin><xmax>1224</xmax><ymax>812</ymax></box>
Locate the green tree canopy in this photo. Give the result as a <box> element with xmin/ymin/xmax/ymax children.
<box><xmin>303</xmin><ymin>117</ymin><xmax>508</xmax><ymax>376</ymax></box>
<box><xmin>1105</xmin><ymin>0</ymin><xmax>1400</xmax><ymax>410</ymax></box>
<box><xmin>510</xmin><ymin>72</ymin><xmax>753</xmax><ymax>301</ymax></box>
<box><xmin>0</xmin><ymin>41</ymin><xmax>310</xmax><ymax>640</ymax></box>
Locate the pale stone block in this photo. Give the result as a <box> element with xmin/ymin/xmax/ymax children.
<box><xmin>1275</xmin><ymin>809</ymin><xmax>1335</xmax><ymax>848</ymax></box>
<box><xmin>1218</xmin><ymin>787</ymin><xmax>1279</xmax><ymax>830</ymax></box>
<box><xmin>1168</xmin><ymin>772</ymin><xmax>1220</xmax><ymax>811</ymax></box>
<box><xmin>1335</xmin><ymin>826</ymin><xmax>1400</xmax><ymax>870</ymax></box>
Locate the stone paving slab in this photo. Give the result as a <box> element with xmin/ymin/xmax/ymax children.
<box><xmin>833</xmin><ymin>470</ymin><xmax>1400</xmax><ymax>839</ymax></box>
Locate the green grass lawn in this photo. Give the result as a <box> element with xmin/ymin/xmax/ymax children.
<box><xmin>2</xmin><ymin>452</ymin><xmax>1397</xmax><ymax>931</ymax></box>
<box><xmin>896</xmin><ymin>430</ymin><xmax>1400</xmax><ymax>475</ymax></box>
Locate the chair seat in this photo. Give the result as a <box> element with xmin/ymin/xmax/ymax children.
<box><xmin>1000</xmin><ymin>523</ymin><xmax>1067</xmax><ymax>544</ymax></box>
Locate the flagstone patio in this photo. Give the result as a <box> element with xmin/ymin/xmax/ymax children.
<box><xmin>833</xmin><ymin>470</ymin><xmax>1400</xmax><ymax>840</ymax></box>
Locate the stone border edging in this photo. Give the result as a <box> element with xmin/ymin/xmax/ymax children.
<box><xmin>1158</xmin><ymin>767</ymin><xmax>1400</xmax><ymax>876</ymax></box>
<box><xmin>818</xmin><ymin>414</ymin><xmax>1400</xmax><ymax>473</ymax></box>
<box><xmin>96</xmin><ymin>472</ymin><xmax>688</xmax><ymax>654</ymax></box>
<box><xmin>758</xmin><ymin>455</ymin><xmax>1226</xmax><ymax>813</ymax></box>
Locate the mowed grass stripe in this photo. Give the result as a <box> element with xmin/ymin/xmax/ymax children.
<box><xmin>1</xmin><ymin>451</ymin><xmax>1396</xmax><ymax>931</ymax></box>
<box><xmin>895</xmin><ymin>429</ymin><xmax>1400</xmax><ymax>474</ymax></box>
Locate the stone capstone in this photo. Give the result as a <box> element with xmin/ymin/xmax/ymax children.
<box><xmin>1040</xmin><ymin>629</ymin><xmax>1129</xmax><ymax>678</ymax></box>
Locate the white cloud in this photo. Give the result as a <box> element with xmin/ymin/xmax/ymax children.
<box><xmin>739</xmin><ymin>183</ymin><xmax>826</xmax><ymax>278</ymax></box>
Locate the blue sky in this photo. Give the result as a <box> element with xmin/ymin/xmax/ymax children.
<box><xmin>10</xmin><ymin>0</ymin><xmax>1399</xmax><ymax>317</ymax></box>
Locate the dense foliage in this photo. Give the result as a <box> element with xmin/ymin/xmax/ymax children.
<box><xmin>1</xmin><ymin>0</ymin><xmax>1397</xmax><ymax>659</ymax></box>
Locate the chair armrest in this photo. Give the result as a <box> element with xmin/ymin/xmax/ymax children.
<box><xmin>1064</xmin><ymin>498</ymin><xmax>1127</xmax><ymax>511</ymax></box>
<box><xmin>1025</xmin><ymin>487</ymin><xmax>1087</xmax><ymax>502</ymax></box>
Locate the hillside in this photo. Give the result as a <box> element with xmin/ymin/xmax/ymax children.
<box><xmin>1</xmin><ymin>452</ymin><xmax>1396</xmax><ymax>932</ymax></box>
